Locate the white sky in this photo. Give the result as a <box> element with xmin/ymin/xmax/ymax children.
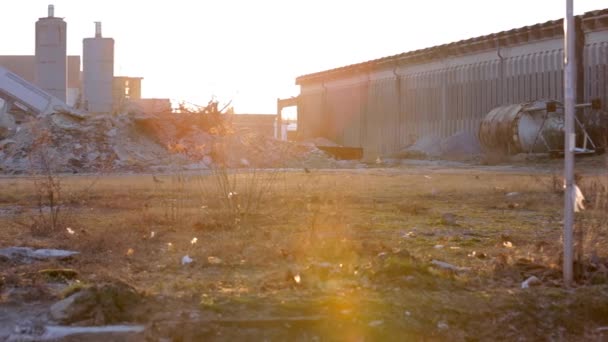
<box><xmin>1</xmin><ymin>0</ymin><xmax>605</xmax><ymax>114</ymax></box>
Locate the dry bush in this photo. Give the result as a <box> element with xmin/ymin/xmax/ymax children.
<box><xmin>578</xmin><ymin>176</ymin><xmax>608</xmax><ymax>263</ymax></box>
<box><xmin>24</xmin><ymin>126</ymin><xmax>66</xmax><ymax>236</ymax></box>
<box><xmin>16</xmin><ymin>121</ymin><xmax>109</xmax><ymax>236</ymax></box>
<box><xmin>196</xmin><ymin>163</ymin><xmax>281</xmax><ymax>229</ymax></box>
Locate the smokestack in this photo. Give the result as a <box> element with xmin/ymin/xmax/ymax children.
<box><xmin>36</xmin><ymin>3</ymin><xmax>67</xmax><ymax>101</ymax></box>
<box><xmin>95</xmin><ymin>22</ymin><xmax>102</xmax><ymax>38</ymax></box>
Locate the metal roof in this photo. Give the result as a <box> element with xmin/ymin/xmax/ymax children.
<box><xmin>295</xmin><ymin>8</ymin><xmax>608</xmax><ymax>85</ymax></box>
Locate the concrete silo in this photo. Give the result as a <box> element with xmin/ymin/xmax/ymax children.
<box><xmin>83</xmin><ymin>22</ymin><xmax>114</xmax><ymax>113</ymax></box>
<box><xmin>35</xmin><ymin>4</ymin><xmax>67</xmax><ymax>102</ymax></box>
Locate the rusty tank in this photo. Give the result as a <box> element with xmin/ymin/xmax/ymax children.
<box><xmin>479</xmin><ymin>100</ymin><xmax>565</xmax><ymax>154</ymax></box>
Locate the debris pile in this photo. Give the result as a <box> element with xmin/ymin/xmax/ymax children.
<box><xmin>394</xmin><ymin>130</ymin><xmax>481</xmax><ymax>160</ymax></box>
<box><xmin>0</xmin><ymin>105</ymin><xmax>337</xmax><ymax>173</ymax></box>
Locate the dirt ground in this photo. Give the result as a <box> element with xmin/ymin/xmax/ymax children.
<box><xmin>1</xmin><ymin>156</ymin><xmax>608</xmax><ymax>341</ymax></box>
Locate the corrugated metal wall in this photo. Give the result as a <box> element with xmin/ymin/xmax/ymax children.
<box><xmin>585</xmin><ymin>33</ymin><xmax>608</xmax><ymax>110</ymax></box>
<box><xmin>298</xmin><ymin>28</ymin><xmax>608</xmax><ymax>159</ymax></box>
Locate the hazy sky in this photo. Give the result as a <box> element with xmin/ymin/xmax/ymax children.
<box><xmin>1</xmin><ymin>1</ymin><xmax>604</xmax><ymax>114</ymax></box>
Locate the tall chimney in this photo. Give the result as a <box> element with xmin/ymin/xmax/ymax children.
<box><xmin>36</xmin><ymin>4</ymin><xmax>67</xmax><ymax>101</ymax></box>
<box><xmin>95</xmin><ymin>21</ymin><xmax>102</xmax><ymax>38</ymax></box>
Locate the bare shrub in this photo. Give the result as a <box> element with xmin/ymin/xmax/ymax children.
<box><xmin>163</xmin><ymin>99</ymin><xmax>285</xmax><ymax>230</ymax></box>
<box><xmin>579</xmin><ymin>176</ymin><xmax>608</xmax><ymax>252</ymax></box>
<box><xmin>196</xmin><ymin>163</ymin><xmax>281</xmax><ymax>229</ymax></box>
<box><xmin>25</xmin><ymin>125</ymin><xmax>66</xmax><ymax>235</ymax></box>
<box><xmin>164</xmin><ymin>173</ymin><xmax>189</xmax><ymax>225</ymax></box>
<box><xmin>194</xmin><ymin>137</ymin><xmax>283</xmax><ymax>229</ymax></box>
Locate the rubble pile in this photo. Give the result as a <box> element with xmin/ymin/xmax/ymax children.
<box><xmin>394</xmin><ymin>130</ymin><xmax>481</xmax><ymax>160</ymax></box>
<box><xmin>0</xmin><ymin>110</ymin><xmax>336</xmax><ymax>174</ymax></box>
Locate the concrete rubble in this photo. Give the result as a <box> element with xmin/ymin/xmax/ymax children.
<box><xmin>394</xmin><ymin>130</ymin><xmax>481</xmax><ymax>160</ymax></box>
<box><xmin>0</xmin><ymin>247</ymin><xmax>78</xmax><ymax>263</ymax></box>
<box><xmin>8</xmin><ymin>324</ymin><xmax>145</xmax><ymax>342</ymax></box>
<box><xmin>0</xmin><ymin>110</ymin><xmax>339</xmax><ymax>173</ymax></box>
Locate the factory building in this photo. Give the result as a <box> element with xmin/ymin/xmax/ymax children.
<box><xmin>0</xmin><ymin>4</ymin><xmax>169</xmax><ymax>115</ymax></box>
<box><xmin>295</xmin><ymin>9</ymin><xmax>608</xmax><ymax>159</ymax></box>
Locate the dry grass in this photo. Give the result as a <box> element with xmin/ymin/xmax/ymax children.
<box><xmin>1</xmin><ymin>168</ymin><xmax>608</xmax><ymax>340</ymax></box>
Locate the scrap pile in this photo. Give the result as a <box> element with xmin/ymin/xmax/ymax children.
<box><xmin>0</xmin><ymin>102</ymin><xmax>335</xmax><ymax>174</ymax></box>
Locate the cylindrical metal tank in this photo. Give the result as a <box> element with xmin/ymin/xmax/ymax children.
<box><xmin>479</xmin><ymin>100</ymin><xmax>565</xmax><ymax>154</ymax></box>
<box><xmin>35</xmin><ymin>4</ymin><xmax>67</xmax><ymax>102</ymax></box>
<box><xmin>83</xmin><ymin>22</ymin><xmax>114</xmax><ymax>113</ymax></box>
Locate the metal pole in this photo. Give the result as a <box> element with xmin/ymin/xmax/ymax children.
<box><xmin>563</xmin><ymin>0</ymin><xmax>575</xmax><ymax>286</ymax></box>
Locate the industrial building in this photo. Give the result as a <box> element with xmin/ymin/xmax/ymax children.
<box><xmin>295</xmin><ymin>9</ymin><xmax>608</xmax><ymax>159</ymax></box>
<box><xmin>0</xmin><ymin>5</ymin><xmax>170</xmax><ymax>115</ymax></box>
<box><xmin>35</xmin><ymin>4</ymin><xmax>67</xmax><ymax>102</ymax></box>
<box><xmin>0</xmin><ymin>55</ymin><xmax>81</xmax><ymax>107</ymax></box>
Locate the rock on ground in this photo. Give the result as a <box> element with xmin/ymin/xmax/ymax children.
<box><xmin>0</xmin><ymin>247</ymin><xmax>78</xmax><ymax>263</ymax></box>
<box><xmin>50</xmin><ymin>282</ymin><xmax>143</xmax><ymax>325</ymax></box>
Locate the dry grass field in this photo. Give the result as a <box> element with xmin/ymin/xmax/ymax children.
<box><xmin>1</xmin><ymin>161</ymin><xmax>608</xmax><ymax>340</ymax></box>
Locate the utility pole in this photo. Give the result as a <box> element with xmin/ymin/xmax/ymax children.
<box><xmin>563</xmin><ymin>0</ymin><xmax>575</xmax><ymax>287</ymax></box>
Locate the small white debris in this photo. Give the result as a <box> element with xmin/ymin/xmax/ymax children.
<box><xmin>506</xmin><ymin>192</ymin><xmax>520</xmax><ymax>197</ymax></box>
<box><xmin>402</xmin><ymin>231</ymin><xmax>416</xmax><ymax>238</ymax></box>
<box><xmin>207</xmin><ymin>256</ymin><xmax>222</xmax><ymax>265</ymax></box>
<box><xmin>574</xmin><ymin>184</ymin><xmax>585</xmax><ymax>212</ymax></box>
<box><xmin>228</xmin><ymin>191</ymin><xmax>238</xmax><ymax>199</ymax></box>
<box><xmin>190</xmin><ymin>237</ymin><xmax>198</xmax><ymax>245</ymax></box>
<box><xmin>150</xmin><ymin>231</ymin><xmax>155</xmax><ymax>238</ymax></box>
<box><xmin>405</xmin><ymin>311</ymin><xmax>412</xmax><ymax>316</ymax></box>
<box><xmin>503</xmin><ymin>241</ymin><xmax>513</xmax><ymax>248</ymax></box>
<box><xmin>521</xmin><ymin>275</ymin><xmax>541</xmax><ymax>289</ymax></box>
<box><xmin>437</xmin><ymin>321</ymin><xmax>449</xmax><ymax>330</ymax></box>
<box><xmin>434</xmin><ymin>245</ymin><xmax>445</xmax><ymax>249</ymax></box>
<box><xmin>66</xmin><ymin>227</ymin><xmax>75</xmax><ymax>235</ymax></box>
<box><xmin>293</xmin><ymin>274</ymin><xmax>301</xmax><ymax>284</ymax></box>
<box><xmin>368</xmin><ymin>320</ymin><xmax>384</xmax><ymax>327</ymax></box>
<box><xmin>424</xmin><ymin>175</ymin><xmax>432</xmax><ymax>179</ymax></box>
<box><xmin>181</xmin><ymin>255</ymin><xmax>193</xmax><ymax>265</ymax></box>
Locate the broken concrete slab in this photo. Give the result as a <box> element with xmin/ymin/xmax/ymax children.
<box><xmin>0</xmin><ymin>247</ymin><xmax>79</xmax><ymax>263</ymax></box>
<box><xmin>7</xmin><ymin>324</ymin><xmax>145</xmax><ymax>342</ymax></box>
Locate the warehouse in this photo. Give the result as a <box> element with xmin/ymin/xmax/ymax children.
<box><xmin>295</xmin><ymin>9</ymin><xmax>608</xmax><ymax>159</ymax></box>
